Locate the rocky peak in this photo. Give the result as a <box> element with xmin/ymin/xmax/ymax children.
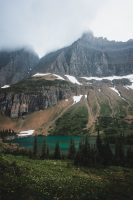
<box><xmin>34</xmin><ymin>33</ymin><xmax>133</xmax><ymax>77</ymax></box>
<box><xmin>0</xmin><ymin>48</ymin><xmax>39</xmax><ymax>87</ymax></box>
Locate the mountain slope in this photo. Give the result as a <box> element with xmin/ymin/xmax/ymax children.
<box><xmin>0</xmin><ymin>48</ymin><xmax>39</xmax><ymax>87</ymax></box>
<box><xmin>1</xmin><ymin>73</ymin><xmax>133</xmax><ymax>135</ymax></box>
<box><xmin>34</xmin><ymin>32</ymin><xmax>133</xmax><ymax>77</ymax></box>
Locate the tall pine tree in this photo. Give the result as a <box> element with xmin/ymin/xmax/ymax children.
<box><xmin>54</xmin><ymin>142</ymin><xmax>61</xmax><ymax>159</ymax></box>
<box><xmin>33</xmin><ymin>135</ymin><xmax>38</xmax><ymax>157</ymax></box>
<box><xmin>68</xmin><ymin>139</ymin><xmax>76</xmax><ymax>159</ymax></box>
<box><xmin>41</xmin><ymin>138</ymin><xmax>47</xmax><ymax>159</ymax></box>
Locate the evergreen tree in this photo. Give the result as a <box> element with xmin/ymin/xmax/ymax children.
<box><xmin>68</xmin><ymin>139</ymin><xmax>76</xmax><ymax>159</ymax></box>
<box><xmin>96</xmin><ymin>130</ymin><xmax>104</xmax><ymax>165</ymax></box>
<box><xmin>74</xmin><ymin>136</ymin><xmax>92</xmax><ymax>167</ymax></box>
<box><xmin>41</xmin><ymin>138</ymin><xmax>47</xmax><ymax>159</ymax></box>
<box><xmin>126</xmin><ymin>147</ymin><xmax>133</xmax><ymax>167</ymax></box>
<box><xmin>54</xmin><ymin>142</ymin><xmax>61</xmax><ymax>159</ymax></box>
<box><xmin>82</xmin><ymin>136</ymin><xmax>91</xmax><ymax>166</ymax></box>
<box><xmin>114</xmin><ymin>136</ymin><xmax>125</xmax><ymax>165</ymax></box>
<box><xmin>33</xmin><ymin>135</ymin><xmax>38</xmax><ymax>157</ymax></box>
<box><xmin>96</xmin><ymin>131</ymin><xmax>102</xmax><ymax>153</ymax></box>
<box><xmin>102</xmin><ymin>138</ymin><xmax>113</xmax><ymax>166</ymax></box>
<box><xmin>46</xmin><ymin>145</ymin><xmax>50</xmax><ymax>159</ymax></box>
<box><xmin>74</xmin><ymin>140</ymin><xmax>83</xmax><ymax>166</ymax></box>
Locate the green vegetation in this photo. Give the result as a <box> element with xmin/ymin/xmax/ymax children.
<box><xmin>33</xmin><ymin>135</ymin><xmax>38</xmax><ymax>157</ymax></box>
<box><xmin>1</xmin><ymin>132</ymin><xmax>133</xmax><ymax>200</ymax></box>
<box><xmin>115</xmin><ymin>102</ymin><xmax>127</xmax><ymax>118</ymax></box>
<box><xmin>0</xmin><ymin>129</ymin><xmax>17</xmax><ymax>140</ymax></box>
<box><xmin>74</xmin><ymin>134</ymin><xmax>133</xmax><ymax>168</ymax></box>
<box><xmin>92</xmin><ymin>103</ymin><xmax>97</xmax><ymax>115</ymax></box>
<box><xmin>98</xmin><ymin>116</ymin><xmax>133</xmax><ymax>142</ymax></box>
<box><xmin>0</xmin><ymin>154</ymin><xmax>133</xmax><ymax>200</ymax></box>
<box><xmin>5</xmin><ymin>78</ymin><xmax>74</xmax><ymax>93</ymax></box>
<box><xmin>0</xmin><ymin>140</ymin><xmax>30</xmax><ymax>156</ymax></box>
<box><xmin>40</xmin><ymin>137</ymin><xmax>49</xmax><ymax>159</ymax></box>
<box><xmin>54</xmin><ymin>142</ymin><xmax>61</xmax><ymax>159</ymax></box>
<box><xmin>67</xmin><ymin>139</ymin><xmax>76</xmax><ymax>159</ymax></box>
<box><xmin>100</xmin><ymin>102</ymin><xmax>112</xmax><ymax>116</ymax></box>
<box><xmin>50</xmin><ymin>104</ymin><xmax>88</xmax><ymax>135</ymax></box>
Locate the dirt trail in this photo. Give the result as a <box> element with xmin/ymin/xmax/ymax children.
<box><xmin>85</xmin><ymin>89</ymin><xmax>100</xmax><ymax>131</ymax></box>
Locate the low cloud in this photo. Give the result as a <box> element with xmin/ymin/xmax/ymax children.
<box><xmin>0</xmin><ymin>0</ymin><xmax>132</xmax><ymax>57</ymax></box>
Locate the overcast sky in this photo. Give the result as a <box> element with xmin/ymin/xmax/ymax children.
<box><xmin>0</xmin><ymin>0</ymin><xmax>133</xmax><ymax>57</ymax></box>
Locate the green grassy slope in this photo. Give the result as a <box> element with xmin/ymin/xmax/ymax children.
<box><xmin>50</xmin><ymin>104</ymin><xmax>88</xmax><ymax>135</ymax></box>
<box><xmin>0</xmin><ymin>154</ymin><xmax>133</xmax><ymax>200</ymax></box>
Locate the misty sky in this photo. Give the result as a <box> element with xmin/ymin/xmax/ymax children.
<box><xmin>0</xmin><ymin>0</ymin><xmax>133</xmax><ymax>57</ymax></box>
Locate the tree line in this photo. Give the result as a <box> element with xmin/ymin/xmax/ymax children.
<box><xmin>32</xmin><ymin>133</ymin><xmax>133</xmax><ymax>168</ymax></box>
<box><xmin>0</xmin><ymin>129</ymin><xmax>17</xmax><ymax>140</ymax></box>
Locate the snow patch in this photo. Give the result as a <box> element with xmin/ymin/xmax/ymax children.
<box><xmin>65</xmin><ymin>75</ymin><xmax>82</xmax><ymax>85</ymax></box>
<box><xmin>53</xmin><ymin>74</ymin><xmax>65</xmax><ymax>80</ymax></box>
<box><xmin>32</xmin><ymin>73</ymin><xmax>65</xmax><ymax>80</ymax></box>
<box><xmin>81</xmin><ymin>74</ymin><xmax>133</xmax><ymax>82</ymax></box>
<box><xmin>110</xmin><ymin>87</ymin><xmax>121</xmax><ymax>97</ymax></box>
<box><xmin>125</xmin><ymin>83</ymin><xmax>133</xmax><ymax>90</ymax></box>
<box><xmin>18</xmin><ymin>130</ymin><xmax>34</xmax><ymax>137</ymax></box>
<box><xmin>110</xmin><ymin>87</ymin><xmax>126</xmax><ymax>101</ymax></box>
<box><xmin>98</xmin><ymin>89</ymin><xmax>101</xmax><ymax>92</ymax></box>
<box><xmin>32</xmin><ymin>73</ymin><xmax>51</xmax><ymax>77</ymax></box>
<box><xmin>124</xmin><ymin>86</ymin><xmax>130</xmax><ymax>90</ymax></box>
<box><xmin>1</xmin><ymin>85</ymin><xmax>10</xmax><ymax>89</ymax></box>
<box><xmin>85</xmin><ymin>95</ymin><xmax>87</xmax><ymax>98</ymax></box>
<box><xmin>72</xmin><ymin>95</ymin><xmax>83</xmax><ymax>104</ymax></box>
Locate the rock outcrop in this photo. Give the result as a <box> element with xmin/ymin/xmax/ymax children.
<box><xmin>34</xmin><ymin>32</ymin><xmax>133</xmax><ymax>77</ymax></box>
<box><xmin>0</xmin><ymin>80</ymin><xmax>79</xmax><ymax>118</ymax></box>
<box><xmin>0</xmin><ymin>48</ymin><xmax>39</xmax><ymax>87</ymax></box>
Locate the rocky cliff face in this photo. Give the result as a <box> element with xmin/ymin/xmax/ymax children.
<box><xmin>0</xmin><ymin>48</ymin><xmax>39</xmax><ymax>87</ymax></box>
<box><xmin>34</xmin><ymin>32</ymin><xmax>133</xmax><ymax>77</ymax></box>
<box><xmin>0</xmin><ymin>79</ymin><xmax>80</xmax><ymax>118</ymax></box>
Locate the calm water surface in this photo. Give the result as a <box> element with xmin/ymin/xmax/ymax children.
<box><xmin>10</xmin><ymin>135</ymin><xmax>96</xmax><ymax>153</ymax></box>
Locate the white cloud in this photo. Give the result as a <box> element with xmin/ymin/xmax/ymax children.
<box><xmin>90</xmin><ymin>0</ymin><xmax>133</xmax><ymax>41</ymax></box>
<box><xmin>0</xmin><ymin>0</ymin><xmax>132</xmax><ymax>57</ymax></box>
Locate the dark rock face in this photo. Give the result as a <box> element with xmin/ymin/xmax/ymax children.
<box><xmin>0</xmin><ymin>48</ymin><xmax>39</xmax><ymax>87</ymax></box>
<box><xmin>35</xmin><ymin>32</ymin><xmax>133</xmax><ymax>77</ymax></box>
<box><xmin>0</xmin><ymin>83</ymin><xmax>78</xmax><ymax>118</ymax></box>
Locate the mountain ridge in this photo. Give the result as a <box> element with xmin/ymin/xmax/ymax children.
<box><xmin>1</xmin><ymin>33</ymin><xmax>133</xmax><ymax>134</ymax></box>
<box><xmin>34</xmin><ymin>32</ymin><xmax>133</xmax><ymax>77</ymax></box>
<box><xmin>0</xmin><ymin>48</ymin><xmax>39</xmax><ymax>87</ymax></box>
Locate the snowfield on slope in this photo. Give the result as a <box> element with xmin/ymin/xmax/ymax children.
<box><xmin>124</xmin><ymin>83</ymin><xmax>133</xmax><ymax>90</ymax></box>
<box><xmin>18</xmin><ymin>130</ymin><xmax>34</xmax><ymax>137</ymax></box>
<box><xmin>110</xmin><ymin>87</ymin><xmax>121</xmax><ymax>97</ymax></box>
<box><xmin>72</xmin><ymin>95</ymin><xmax>83</xmax><ymax>104</ymax></box>
<box><xmin>52</xmin><ymin>74</ymin><xmax>65</xmax><ymax>80</ymax></box>
<box><xmin>32</xmin><ymin>73</ymin><xmax>51</xmax><ymax>77</ymax></box>
<box><xmin>110</xmin><ymin>87</ymin><xmax>126</xmax><ymax>101</ymax></box>
<box><xmin>32</xmin><ymin>73</ymin><xmax>65</xmax><ymax>80</ymax></box>
<box><xmin>81</xmin><ymin>74</ymin><xmax>133</xmax><ymax>82</ymax></box>
<box><xmin>65</xmin><ymin>75</ymin><xmax>82</xmax><ymax>85</ymax></box>
<box><xmin>1</xmin><ymin>85</ymin><xmax>10</xmax><ymax>89</ymax></box>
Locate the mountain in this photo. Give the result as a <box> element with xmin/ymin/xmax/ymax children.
<box><xmin>0</xmin><ymin>72</ymin><xmax>133</xmax><ymax>135</ymax></box>
<box><xmin>1</xmin><ymin>33</ymin><xmax>133</xmax><ymax>135</ymax></box>
<box><xmin>0</xmin><ymin>48</ymin><xmax>39</xmax><ymax>87</ymax></box>
<box><xmin>34</xmin><ymin>32</ymin><xmax>133</xmax><ymax>77</ymax></box>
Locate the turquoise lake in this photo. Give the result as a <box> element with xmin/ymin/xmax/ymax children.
<box><xmin>10</xmin><ymin>135</ymin><xmax>96</xmax><ymax>153</ymax></box>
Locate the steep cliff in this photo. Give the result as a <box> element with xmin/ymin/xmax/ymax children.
<box><xmin>0</xmin><ymin>78</ymin><xmax>80</xmax><ymax>118</ymax></box>
<box><xmin>0</xmin><ymin>75</ymin><xmax>133</xmax><ymax>134</ymax></box>
<box><xmin>34</xmin><ymin>32</ymin><xmax>133</xmax><ymax>77</ymax></box>
<box><xmin>0</xmin><ymin>48</ymin><xmax>39</xmax><ymax>87</ymax></box>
